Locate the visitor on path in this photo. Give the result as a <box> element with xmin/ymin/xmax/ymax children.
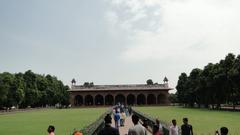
<box><xmin>114</xmin><ymin>111</ymin><xmax>121</xmax><ymax>129</ymax></box>
<box><xmin>220</xmin><ymin>127</ymin><xmax>228</xmax><ymax>135</ymax></box>
<box><xmin>98</xmin><ymin>114</ymin><xmax>120</xmax><ymax>135</ymax></box>
<box><xmin>120</xmin><ymin>111</ymin><xmax>126</xmax><ymax>126</ymax></box>
<box><xmin>129</xmin><ymin>107</ymin><xmax>133</xmax><ymax>115</ymax></box>
<box><xmin>169</xmin><ymin>119</ymin><xmax>178</xmax><ymax>135</ymax></box>
<box><xmin>128</xmin><ymin>114</ymin><xmax>147</xmax><ymax>135</ymax></box>
<box><xmin>142</xmin><ymin>119</ymin><xmax>148</xmax><ymax>129</ymax></box>
<box><xmin>155</xmin><ymin>119</ymin><xmax>163</xmax><ymax>134</ymax></box>
<box><xmin>120</xmin><ymin>104</ymin><xmax>125</xmax><ymax>112</ymax></box>
<box><xmin>47</xmin><ymin>125</ymin><xmax>55</xmax><ymax>135</ymax></box>
<box><xmin>181</xmin><ymin>118</ymin><xmax>193</xmax><ymax>135</ymax></box>
<box><xmin>125</xmin><ymin>107</ymin><xmax>129</xmax><ymax>117</ymax></box>
<box><xmin>153</xmin><ymin>125</ymin><xmax>162</xmax><ymax>135</ymax></box>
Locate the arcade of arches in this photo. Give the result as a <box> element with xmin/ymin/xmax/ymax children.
<box><xmin>72</xmin><ymin>93</ymin><xmax>168</xmax><ymax>106</ymax></box>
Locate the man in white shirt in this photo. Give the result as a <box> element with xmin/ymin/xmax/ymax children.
<box><xmin>169</xmin><ymin>119</ymin><xmax>178</xmax><ymax>135</ymax></box>
<box><xmin>128</xmin><ymin>114</ymin><xmax>147</xmax><ymax>135</ymax></box>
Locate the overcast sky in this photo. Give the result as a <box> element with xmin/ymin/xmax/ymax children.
<box><xmin>1</xmin><ymin>0</ymin><xmax>240</xmax><ymax>92</ymax></box>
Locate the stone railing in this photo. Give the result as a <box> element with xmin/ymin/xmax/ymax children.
<box><xmin>71</xmin><ymin>108</ymin><xmax>113</xmax><ymax>135</ymax></box>
<box><xmin>71</xmin><ymin>84</ymin><xmax>169</xmax><ymax>91</ymax></box>
<box><xmin>132</xmin><ymin>108</ymin><xmax>170</xmax><ymax>135</ymax></box>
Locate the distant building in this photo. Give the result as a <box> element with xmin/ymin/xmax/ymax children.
<box><xmin>69</xmin><ymin>79</ymin><xmax>173</xmax><ymax>106</ymax></box>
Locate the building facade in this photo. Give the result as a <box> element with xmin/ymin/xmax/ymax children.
<box><xmin>69</xmin><ymin>82</ymin><xmax>173</xmax><ymax>106</ymax></box>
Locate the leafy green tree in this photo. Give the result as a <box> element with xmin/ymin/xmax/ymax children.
<box><xmin>0</xmin><ymin>73</ymin><xmax>11</xmax><ymax>108</ymax></box>
<box><xmin>22</xmin><ymin>70</ymin><xmax>38</xmax><ymax>107</ymax></box>
<box><xmin>146</xmin><ymin>79</ymin><xmax>153</xmax><ymax>85</ymax></box>
<box><xmin>169</xmin><ymin>93</ymin><xmax>178</xmax><ymax>103</ymax></box>
<box><xmin>176</xmin><ymin>73</ymin><xmax>188</xmax><ymax>105</ymax></box>
<box><xmin>83</xmin><ymin>82</ymin><xmax>90</xmax><ymax>87</ymax></box>
<box><xmin>1</xmin><ymin>72</ymin><xmax>15</xmax><ymax>107</ymax></box>
<box><xmin>0</xmin><ymin>70</ymin><xmax>70</xmax><ymax>109</ymax></box>
<box><xmin>176</xmin><ymin>53</ymin><xmax>240</xmax><ymax>109</ymax></box>
<box><xmin>89</xmin><ymin>82</ymin><xmax>94</xmax><ymax>87</ymax></box>
<box><xmin>14</xmin><ymin>73</ymin><xmax>25</xmax><ymax>107</ymax></box>
<box><xmin>229</xmin><ymin>55</ymin><xmax>240</xmax><ymax>109</ymax></box>
<box><xmin>198</xmin><ymin>63</ymin><xmax>216</xmax><ymax>108</ymax></box>
<box><xmin>187</xmin><ymin>68</ymin><xmax>202</xmax><ymax>107</ymax></box>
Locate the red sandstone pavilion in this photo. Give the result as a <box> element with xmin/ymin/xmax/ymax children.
<box><xmin>69</xmin><ymin>78</ymin><xmax>173</xmax><ymax>106</ymax></box>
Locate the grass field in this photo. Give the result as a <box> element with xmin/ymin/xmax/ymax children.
<box><xmin>0</xmin><ymin>108</ymin><xmax>106</xmax><ymax>135</ymax></box>
<box><xmin>135</xmin><ymin>106</ymin><xmax>240</xmax><ymax>135</ymax></box>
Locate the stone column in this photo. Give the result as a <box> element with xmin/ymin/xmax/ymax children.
<box><xmin>82</xmin><ymin>95</ymin><xmax>85</xmax><ymax>106</ymax></box>
<box><xmin>70</xmin><ymin>93</ymin><xmax>75</xmax><ymax>106</ymax></box>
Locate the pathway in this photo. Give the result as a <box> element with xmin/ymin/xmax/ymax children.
<box><xmin>111</xmin><ymin>115</ymin><xmax>152</xmax><ymax>135</ymax></box>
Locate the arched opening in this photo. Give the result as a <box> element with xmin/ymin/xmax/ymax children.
<box><xmin>137</xmin><ymin>94</ymin><xmax>146</xmax><ymax>105</ymax></box>
<box><xmin>105</xmin><ymin>94</ymin><xmax>114</xmax><ymax>105</ymax></box>
<box><xmin>95</xmin><ymin>95</ymin><xmax>104</xmax><ymax>105</ymax></box>
<box><xmin>115</xmin><ymin>94</ymin><xmax>125</xmax><ymax>105</ymax></box>
<box><xmin>85</xmin><ymin>95</ymin><xmax>93</xmax><ymax>106</ymax></box>
<box><xmin>127</xmin><ymin>94</ymin><xmax>135</xmax><ymax>105</ymax></box>
<box><xmin>74</xmin><ymin>95</ymin><xmax>83</xmax><ymax>106</ymax></box>
<box><xmin>147</xmin><ymin>94</ymin><xmax>156</xmax><ymax>105</ymax></box>
<box><xmin>157</xmin><ymin>93</ymin><xmax>167</xmax><ymax>104</ymax></box>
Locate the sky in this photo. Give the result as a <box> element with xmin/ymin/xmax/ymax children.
<box><xmin>1</xmin><ymin>0</ymin><xmax>240</xmax><ymax>92</ymax></box>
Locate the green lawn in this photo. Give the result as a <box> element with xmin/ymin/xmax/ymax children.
<box><xmin>0</xmin><ymin>108</ymin><xmax>106</xmax><ymax>135</ymax></box>
<box><xmin>135</xmin><ymin>106</ymin><xmax>240</xmax><ymax>135</ymax></box>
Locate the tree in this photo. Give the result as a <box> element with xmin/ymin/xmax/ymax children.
<box><xmin>83</xmin><ymin>82</ymin><xmax>90</xmax><ymax>87</ymax></box>
<box><xmin>198</xmin><ymin>63</ymin><xmax>216</xmax><ymax>108</ymax></box>
<box><xmin>229</xmin><ymin>55</ymin><xmax>240</xmax><ymax>109</ymax></box>
<box><xmin>169</xmin><ymin>93</ymin><xmax>178</xmax><ymax>103</ymax></box>
<box><xmin>0</xmin><ymin>70</ymin><xmax>70</xmax><ymax>109</ymax></box>
<box><xmin>22</xmin><ymin>70</ymin><xmax>38</xmax><ymax>107</ymax></box>
<box><xmin>89</xmin><ymin>82</ymin><xmax>94</xmax><ymax>87</ymax></box>
<box><xmin>176</xmin><ymin>73</ymin><xmax>188</xmax><ymax>105</ymax></box>
<box><xmin>187</xmin><ymin>68</ymin><xmax>202</xmax><ymax>107</ymax></box>
<box><xmin>0</xmin><ymin>72</ymin><xmax>15</xmax><ymax>107</ymax></box>
<box><xmin>146</xmin><ymin>79</ymin><xmax>153</xmax><ymax>85</ymax></box>
<box><xmin>15</xmin><ymin>73</ymin><xmax>25</xmax><ymax>107</ymax></box>
<box><xmin>175</xmin><ymin>53</ymin><xmax>240</xmax><ymax>109</ymax></box>
<box><xmin>0</xmin><ymin>73</ymin><xmax>11</xmax><ymax>108</ymax></box>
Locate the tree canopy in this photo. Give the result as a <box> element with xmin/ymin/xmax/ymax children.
<box><xmin>146</xmin><ymin>79</ymin><xmax>154</xmax><ymax>85</ymax></box>
<box><xmin>0</xmin><ymin>70</ymin><xmax>69</xmax><ymax>109</ymax></box>
<box><xmin>176</xmin><ymin>53</ymin><xmax>240</xmax><ymax>109</ymax></box>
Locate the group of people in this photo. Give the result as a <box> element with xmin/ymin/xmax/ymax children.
<box><xmin>113</xmin><ymin>105</ymin><xmax>131</xmax><ymax>129</ymax></box>
<box><xmin>155</xmin><ymin>118</ymin><xmax>228</xmax><ymax>135</ymax></box>
<box><xmin>99</xmin><ymin>113</ymin><xmax>146</xmax><ymax>135</ymax></box>
<box><xmin>47</xmin><ymin>125</ymin><xmax>84</xmax><ymax>135</ymax></box>
<box><xmin>98</xmin><ymin>113</ymin><xmax>229</xmax><ymax>135</ymax></box>
<box><xmin>46</xmin><ymin>104</ymin><xmax>228</xmax><ymax>135</ymax></box>
<box><xmin>169</xmin><ymin>118</ymin><xmax>228</xmax><ymax>135</ymax></box>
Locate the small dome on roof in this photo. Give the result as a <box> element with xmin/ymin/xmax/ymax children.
<box><xmin>163</xmin><ymin>77</ymin><xmax>168</xmax><ymax>83</ymax></box>
<box><xmin>71</xmin><ymin>78</ymin><xmax>76</xmax><ymax>84</ymax></box>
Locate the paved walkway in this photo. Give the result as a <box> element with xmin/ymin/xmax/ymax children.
<box><xmin>111</xmin><ymin>115</ymin><xmax>151</xmax><ymax>135</ymax></box>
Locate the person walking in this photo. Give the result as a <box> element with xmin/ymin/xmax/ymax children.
<box><xmin>120</xmin><ymin>111</ymin><xmax>126</xmax><ymax>126</ymax></box>
<box><xmin>156</xmin><ymin>119</ymin><xmax>163</xmax><ymax>134</ymax></box>
<box><xmin>98</xmin><ymin>114</ymin><xmax>120</xmax><ymax>135</ymax></box>
<box><xmin>128</xmin><ymin>114</ymin><xmax>147</xmax><ymax>135</ymax></box>
<box><xmin>153</xmin><ymin>125</ymin><xmax>162</xmax><ymax>135</ymax></box>
<box><xmin>114</xmin><ymin>111</ymin><xmax>121</xmax><ymax>129</ymax></box>
<box><xmin>220</xmin><ymin>127</ymin><xmax>228</xmax><ymax>135</ymax></box>
<box><xmin>181</xmin><ymin>118</ymin><xmax>193</xmax><ymax>135</ymax></box>
<box><xmin>47</xmin><ymin>125</ymin><xmax>55</xmax><ymax>135</ymax></box>
<box><xmin>169</xmin><ymin>119</ymin><xmax>178</xmax><ymax>135</ymax></box>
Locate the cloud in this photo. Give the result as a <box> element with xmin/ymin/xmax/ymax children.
<box><xmin>105</xmin><ymin>0</ymin><xmax>240</xmax><ymax>62</ymax></box>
